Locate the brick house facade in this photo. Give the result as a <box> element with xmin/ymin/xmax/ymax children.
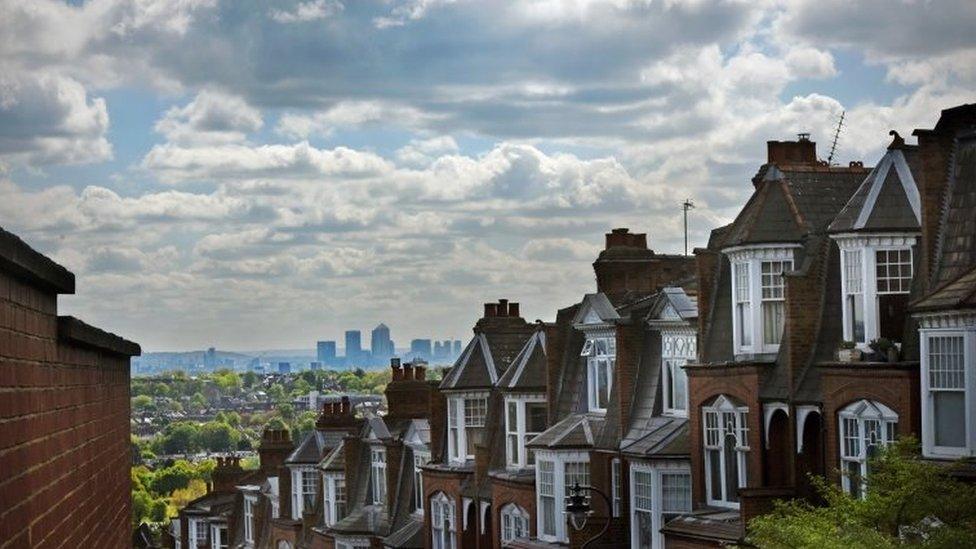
<box><xmin>0</xmin><ymin>227</ymin><xmax>140</xmax><ymax>549</ymax></box>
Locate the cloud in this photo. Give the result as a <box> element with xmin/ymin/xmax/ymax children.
<box><xmin>276</xmin><ymin>101</ymin><xmax>444</xmax><ymax>139</ymax></box>
<box><xmin>270</xmin><ymin>0</ymin><xmax>344</xmax><ymax>23</ymax></box>
<box><xmin>155</xmin><ymin>90</ymin><xmax>263</xmax><ymax>144</ymax></box>
<box><xmin>0</xmin><ymin>69</ymin><xmax>111</xmax><ymax>166</ymax></box>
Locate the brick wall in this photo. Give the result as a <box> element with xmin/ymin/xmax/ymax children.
<box><xmin>693</xmin><ymin>249</ymin><xmax>720</xmax><ymax>361</ymax></box>
<box><xmin>490</xmin><ymin>477</ymin><xmax>536</xmax><ymax>547</ymax></box>
<box><xmin>421</xmin><ymin>469</ymin><xmax>467</xmax><ymax>549</ymax></box>
<box><xmin>0</xmin><ymin>229</ymin><xmax>139</xmax><ymax>549</ymax></box>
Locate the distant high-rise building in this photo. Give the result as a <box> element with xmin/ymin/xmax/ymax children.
<box><xmin>317</xmin><ymin>340</ymin><xmax>337</xmax><ymax>364</ymax></box>
<box><xmin>371</xmin><ymin>323</ymin><xmax>394</xmax><ymax>359</ymax></box>
<box><xmin>278</xmin><ymin>362</ymin><xmax>291</xmax><ymax>374</ymax></box>
<box><xmin>345</xmin><ymin>330</ymin><xmax>362</xmax><ymax>361</ymax></box>
<box><xmin>310</xmin><ymin>361</ymin><xmax>322</xmax><ymax>371</ymax></box>
<box><xmin>409</xmin><ymin>339</ymin><xmax>432</xmax><ymax>360</ymax></box>
<box><xmin>204</xmin><ymin>346</ymin><xmax>216</xmax><ymax>369</ymax></box>
<box><xmin>453</xmin><ymin>340</ymin><xmax>462</xmax><ymax>356</ymax></box>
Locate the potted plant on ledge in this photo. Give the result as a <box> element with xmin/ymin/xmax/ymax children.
<box><xmin>838</xmin><ymin>341</ymin><xmax>862</xmax><ymax>363</ymax></box>
<box><xmin>868</xmin><ymin>338</ymin><xmax>899</xmax><ymax>362</ymax></box>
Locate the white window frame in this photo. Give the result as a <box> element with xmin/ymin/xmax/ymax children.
<box><xmin>243</xmin><ymin>495</ymin><xmax>257</xmax><ymax>544</ymax></box>
<box><xmin>504</xmin><ymin>394</ymin><xmax>547</xmax><ymax>469</ymax></box>
<box><xmin>414</xmin><ymin>451</ymin><xmax>429</xmax><ymax>514</ymax></box>
<box><xmin>726</xmin><ymin>245</ymin><xmax>797</xmax><ymax>356</ymax></box>
<box><xmin>918</xmin><ymin>316</ymin><xmax>976</xmax><ymax>459</ymax></box>
<box><xmin>838</xmin><ymin>399</ymin><xmax>897</xmax><ymax>498</ymax></box>
<box><xmin>834</xmin><ymin>234</ymin><xmax>917</xmax><ymax>348</ymax></box>
<box><xmin>430</xmin><ymin>492</ymin><xmax>457</xmax><ymax>549</ymax></box>
<box><xmin>446</xmin><ymin>392</ymin><xmax>489</xmax><ymax>463</ymax></box>
<box><xmin>661</xmin><ymin>330</ymin><xmax>695</xmax><ymax>417</ymax></box>
<box><xmin>581</xmin><ymin>332</ymin><xmax>615</xmax><ymax>413</ymax></box>
<box><xmin>322</xmin><ymin>473</ymin><xmax>346</xmax><ymax>526</ymax></box>
<box><xmin>534</xmin><ymin>450</ymin><xmax>590</xmax><ymax>543</ymax></box>
<box><xmin>335</xmin><ymin>536</ymin><xmax>370</xmax><ymax>549</ymax></box>
<box><xmin>189</xmin><ymin>518</ymin><xmax>207</xmax><ymax>547</ymax></box>
<box><xmin>702</xmin><ymin>395</ymin><xmax>750</xmax><ymax>508</ymax></box>
<box><xmin>209</xmin><ymin>524</ymin><xmax>228</xmax><ymax>549</ymax></box>
<box><xmin>500</xmin><ymin>503</ymin><xmax>531</xmax><ymax>545</ymax></box>
<box><xmin>370</xmin><ymin>446</ymin><xmax>387</xmax><ymax>505</ymax></box>
<box><xmin>629</xmin><ymin>461</ymin><xmax>692</xmax><ymax>549</ymax></box>
<box><xmin>290</xmin><ymin>465</ymin><xmax>317</xmax><ymax>520</ymax></box>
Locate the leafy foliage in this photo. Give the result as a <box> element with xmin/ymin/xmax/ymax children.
<box><xmin>746</xmin><ymin>439</ymin><xmax>976</xmax><ymax>549</ymax></box>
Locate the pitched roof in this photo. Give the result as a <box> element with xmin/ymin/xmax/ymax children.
<box><xmin>527</xmin><ymin>413</ymin><xmax>605</xmax><ymax>449</ymax></box>
<box><xmin>829</xmin><ymin>144</ymin><xmax>921</xmax><ymax>234</ymax></box>
<box><xmin>720</xmin><ymin>165</ymin><xmax>868</xmax><ymax>249</ymax></box>
<box><xmin>932</xmin><ymin>130</ymin><xmax>976</xmax><ymax>286</ymax></box>
<box><xmin>646</xmin><ymin>286</ymin><xmax>698</xmax><ymax>322</ymax></box>
<box><xmin>496</xmin><ymin>330</ymin><xmax>547</xmax><ymax>391</ymax></box>
<box><xmin>285</xmin><ymin>430</ymin><xmax>346</xmax><ymax>464</ymax></box>
<box><xmin>439</xmin><ymin>333</ymin><xmax>498</xmax><ymax>390</ymax></box>
<box><xmin>620</xmin><ymin>417</ymin><xmax>690</xmax><ymax>458</ymax></box>
<box><xmin>571</xmin><ymin>293</ymin><xmax>621</xmax><ymax>325</ymax></box>
<box><xmin>913</xmin><ymin>265</ymin><xmax>976</xmax><ymax>312</ymax></box>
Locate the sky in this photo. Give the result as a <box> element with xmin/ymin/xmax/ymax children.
<box><xmin>1</xmin><ymin>0</ymin><xmax>974</xmax><ymax>352</ymax></box>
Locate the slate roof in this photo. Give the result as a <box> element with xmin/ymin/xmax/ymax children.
<box><xmin>932</xmin><ymin>130</ymin><xmax>976</xmax><ymax>287</ymax></box>
<box><xmin>439</xmin><ymin>334</ymin><xmax>498</xmax><ymax>390</ymax></box>
<box><xmin>829</xmin><ymin>143</ymin><xmax>922</xmax><ymax>234</ymax></box>
<box><xmin>571</xmin><ymin>293</ymin><xmax>621</xmax><ymax>325</ymax></box>
<box><xmin>913</xmin><ymin>265</ymin><xmax>976</xmax><ymax>312</ymax></box>
<box><xmin>319</xmin><ymin>440</ymin><xmax>345</xmax><ymax>472</ymax></box>
<box><xmin>721</xmin><ymin>164</ymin><xmax>868</xmax><ymax>249</ymax></box>
<box><xmin>496</xmin><ymin>330</ymin><xmax>547</xmax><ymax>392</ymax></box>
<box><xmin>660</xmin><ymin>508</ymin><xmax>743</xmax><ymax>543</ymax></box>
<box><xmin>382</xmin><ymin>517</ymin><xmax>424</xmax><ymax>548</ymax></box>
<box><xmin>286</xmin><ymin>430</ymin><xmax>346</xmax><ymax>464</ymax></box>
<box><xmin>527</xmin><ymin>413</ymin><xmax>606</xmax><ymax>449</ymax></box>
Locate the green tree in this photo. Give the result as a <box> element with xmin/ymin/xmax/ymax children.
<box><xmin>150</xmin><ymin>460</ymin><xmax>196</xmax><ymax>495</ymax></box>
<box><xmin>746</xmin><ymin>439</ymin><xmax>976</xmax><ymax>548</ymax></box>
<box><xmin>132</xmin><ymin>394</ymin><xmax>153</xmax><ymax>411</ymax></box>
<box><xmin>189</xmin><ymin>392</ymin><xmax>207</xmax><ymax>410</ymax></box>
<box><xmin>160</xmin><ymin>422</ymin><xmax>201</xmax><ymax>455</ymax></box>
<box><xmin>196</xmin><ymin>422</ymin><xmax>239</xmax><ymax>452</ymax></box>
<box><xmin>267</xmin><ymin>383</ymin><xmax>287</xmax><ymax>404</ymax></box>
<box><xmin>242</xmin><ymin>370</ymin><xmax>258</xmax><ymax>388</ymax></box>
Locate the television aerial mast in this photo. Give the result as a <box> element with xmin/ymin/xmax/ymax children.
<box><xmin>827</xmin><ymin>110</ymin><xmax>845</xmax><ymax>165</ymax></box>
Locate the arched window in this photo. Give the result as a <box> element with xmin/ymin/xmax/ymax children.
<box><xmin>430</xmin><ymin>492</ymin><xmax>456</xmax><ymax>549</ymax></box>
<box><xmin>702</xmin><ymin>395</ymin><xmax>749</xmax><ymax>508</ymax></box>
<box><xmin>839</xmin><ymin>400</ymin><xmax>897</xmax><ymax>498</ymax></box>
<box><xmin>277</xmin><ymin>541</ymin><xmax>293</xmax><ymax>549</ymax></box>
<box><xmin>499</xmin><ymin>503</ymin><xmax>530</xmax><ymax>545</ymax></box>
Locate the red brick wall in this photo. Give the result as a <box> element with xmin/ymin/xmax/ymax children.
<box><xmin>422</xmin><ymin>469</ymin><xmax>467</xmax><ymax>549</ymax></box>
<box><xmin>0</xmin><ymin>270</ymin><xmax>133</xmax><ymax>549</ymax></box>
<box><xmin>819</xmin><ymin>363</ymin><xmax>920</xmax><ymax>485</ymax></box>
<box><xmin>687</xmin><ymin>364</ymin><xmax>765</xmax><ymax>507</ymax></box>
<box><xmin>490</xmin><ymin>477</ymin><xmax>536</xmax><ymax>548</ymax></box>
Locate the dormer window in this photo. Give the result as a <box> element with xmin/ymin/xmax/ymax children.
<box><xmin>834</xmin><ymin>235</ymin><xmax>916</xmax><ymax>346</ymax></box>
<box><xmin>290</xmin><ymin>466</ymin><xmax>317</xmax><ymax>519</ymax></box>
<box><xmin>370</xmin><ymin>447</ymin><xmax>386</xmax><ymax>505</ymax></box>
<box><xmin>662</xmin><ymin>332</ymin><xmax>695</xmax><ymax>417</ymax></box>
<box><xmin>505</xmin><ymin>394</ymin><xmax>548</xmax><ymax>468</ymax></box>
<box><xmin>447</xmin><ymin>393</ymin><xmax>488</xmax><ymax>463</ymax></box>
<box><xmin>727</xmin><ymin>246</ymin><xmax>796</xmax><ymax>356</ymax></box>
<box><xmin>581</xmin><ymin>336</ymin><xmax>615</xmax><ymax>412</ymax></box>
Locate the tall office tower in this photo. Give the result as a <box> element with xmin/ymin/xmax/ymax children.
<box><xmin>345</xmin><ymin>330</ymin><xmax>363</xmax><ymax>362</ymax></box>
<box><xmin>278</xmin><ymin>362</ymin><xmax>291</xmax><ymax>374</ymax></box>
<box><xmin>310</xmin><ymin>361</ymin><xmax>322</xmax><ymax>371</ymax></box>
<box><xmin>371</xmin><ymin>323</ymin><xmax>393</xmax><ymax>360</ymax></box>
<box><xmin>409</xmin><ymin>339</ymin><xmax>432</xmax><ymax>360</ymax></box>
<box><xmin>453</xmin><ymin>340</ymin><xmax>462</xmax><ymax>357</ymax></box>
<box><xmin>204</xmin><ymin>346</ymin><xmax>216</xmax><ymax>369</ymax></box>
<box><xmin>317</xmin><ymin>340</ymin><xmax>337</xmax><ymax>364</ymax></box>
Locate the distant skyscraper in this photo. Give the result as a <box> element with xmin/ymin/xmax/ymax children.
<box><xmin>310</xmin><ymin>361</ymin><xmax>322</xmax><ymax>371</ymax></box>
<box><xmin>410</xmin><ymin>339</ymin><xmax>432</xmax><ymax>360</ymax></box>
<box><xmin>453</xmin><ymin>340</ymin><xmax>462</xmax><ymax>356</ymax></box>
<box><xmin>204</xmin><ymin>346</ymin><xmax>216</xmax><ymax>369</ymax></box>
<box><xmin>345</xmin><ymin>330</ymin><xmax>362</xmax><ymax>361</ymax></box>
<box><xmin>317</xmin><ymin>340</ymin><xmax>337</xmax><ymax>364</ymax></box>
<box><xmin>278</xmin><ymin>362</ymin><xmax>291</xmax><ymax>374</ymax></box>
<box><xmin>371</xmin><ymin>323</ymin><xmax>394</xmax><ymax>359</ymax></box>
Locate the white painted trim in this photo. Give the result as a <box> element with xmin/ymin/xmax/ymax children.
<box><xmin>629</xmin><ymin>460</ymin><xmax>692</xmax><ymax>549</ymax></box>
<box><xmin>795</xmin><ymin>405</ymin><xmax>820</xmax><ymax>453</ymax></box>
<box><xmin>763</xmin><ymin>402</ymin><xmax>789</xmax><ymax>450</ymax></box>
<box><xmin>854</xmin><ymin>154</ymin><xmax>893</xmax><ymax>230</ymax></box>
<box><xmin>920</xmin><ymin>328</ymin><xmax>976</xmax><ymax>459</ymax></box>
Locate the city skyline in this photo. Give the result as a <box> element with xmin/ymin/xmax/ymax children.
<box><xmin>2</xmin><ymin>1</ymin><xmax>973</xmax><ymax>351</ymax></box>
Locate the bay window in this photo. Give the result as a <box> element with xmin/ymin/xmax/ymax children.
<box><xmin>662</xmin><ymin>332</ymin><xmax>695</xmax><ymax>416</ymax></box>
<box><xmin>582</xmin><ymin>335</ymin><xmax>615</xmax><ymax>412</ymax></box>
<box><xmin>505</xmin><ymin>395</ymin><xmax>548</xmax><ymax>468</ymax></box>
<box><xmin>920</xmin><ymin>324</ymin><xmax>975</xmax><ymax>458</ymax></box>
<box><xmin>535</xmin><ymin>450</ymin><xmax>590</xmax><ymax>543</ymax></box>
<box><xmin>500</xmin><ymin>503</ymin><xmax>530</xmax><ymax>545</ymax></box>
<box><xmin>323</xmin><ymin>473</ymin><xmax>346</xmax><ymax>526</ymax></box>
<box><xmin>431</xmin><ymin>492</ymin><xmax>456</xmax><ymax>549</ymax></box>
<box><xmin>630</xmin><ymin>463</ymin><xmax>692</xmax><ymax>549</ymax></box>
<box><xmin>702</xmin><ymin>395</ymin><xmax>749</xmax><ymax>508</ymax></box>
<box><xmin>838</xmin><ymin>400</ymin><xmax>897</xmax><ymax>498</ymax></box>
<box><xmin>447</xmin><ymin>393</ymin><xmax>488</xmax><ymax>463</ymax></box>
<box><xmin>370</xmin><ymin>447</ymin><xmax>386</xmax><ymax>505</ymax></box>
<box><xmin>834</xmin><ymin>234</ymin><xmax>917</xmax><ymax>346</ymax></box>
<box><xmin>210</xmin><ymin>524</ymin><xmax>228</xmax><ymax>549</ymax></box>
<box><xmin>290</xmin><ymin>466</ymin><xmax>317</xmax><ymax>519</ymax></box>
<box><xmin>726</xmin><ymin>246</ymin><xmax>796</xmax><ymax>356</ymax></box>
<box><xmin>189</xmin><ymin>518</ymin><xmax>207</xmax><ymax>548</ymax></box>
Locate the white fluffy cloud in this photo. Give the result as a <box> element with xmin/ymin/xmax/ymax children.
<box><xmin>270</xmin><ymin>0</ymin><xmax>344</xmax><ymax>23</ymax></box>
<box><xmin>155</xmin><ymin>90</ymin><xmax>263</xmax><ymax>144</ymax></box>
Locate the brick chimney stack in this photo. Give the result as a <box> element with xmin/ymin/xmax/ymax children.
<box><xmin>766</xmin><ymin>134</ymin><xmax>818</xmax><ymax>166</ymax></box>
<box><xmin>481</xmin><ymin>299</ymin><xmax>521</xmax><ymax>319</ymax></box>
<box><xmin>385</xmin><ymin>358</ymin><xmax>433</xmax><ymax>420</ymax></box>
<box><xmin>212</xmin><ymin>456</ymin><xmax>245</xmax><ymax>493</ymax></box>
<box><xmin>593</xmin><ymin>228</ymin><xmax>695</xmax><ymax>296</ymax></box>
<box><xmin>258</xmin><ymin>429</ymin><xmax>293</xmax><ymax>475</ymax></box>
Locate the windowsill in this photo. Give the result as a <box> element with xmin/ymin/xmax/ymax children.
<box><xmin>663</xmin><ymin>410</ymin><xmax>689</xmax><ymax>419</ymax></box>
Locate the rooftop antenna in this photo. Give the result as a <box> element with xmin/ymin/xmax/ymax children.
<box><xmin>827</xmin><ymin>110</ymin><xmax>845</xmax><ymax>165</ymax></box>
<box><xmin>682</xmin><ymin>199</ymin><xmax>695</xmax><ymax>256</ymax></box>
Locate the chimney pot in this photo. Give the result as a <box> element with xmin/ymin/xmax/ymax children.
<box><xmin>484</xmin><ymin>303</ymin><xmax>497</xmax><ymax>317</ymax></box>
<box><xmin>509</xmin><ymin>302</ymin><xmax>520</xmax><ymax>317</ymax></box>
<box><xmin>403</xmin><ymin>362</ymin><xmax>414</xmax><ymax>381</ymax></box>
<box><xmin>415</xmin><ymin>365</ymin><xmax>426</xmax><ymax>381</ymax></box>
<box><xmin>391</xmin><ymin>359</ymin><xmax>403</xmax><ymax>380</ymax></box>
<box><xmin>498</xmin><ymin>299</ymin><xmax>508</xmax><ymax>317</ymax></box>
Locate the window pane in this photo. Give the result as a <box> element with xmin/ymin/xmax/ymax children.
<box><xmin>636</xmin><ymin>511</ymin><xmax>653</xmax><ymax>549</ymax></box>
<box><xmin>661</xmin><ymin>473</ymin><xmax>691</xmax><ymax>513</ymax></box>
<box><xmin>597</xmin><ymin>361</ymin><xmax>610</xmax><ymax>408</ymax></box>
<box><xmin>670</xmin><ymin>361</ymin><xmax>688</xmax><ymax>410</ymax></box>
<box><xmin>737</xmin><ymin>302</ymin><xmax>752</xmax><ymax>346</ymax></box>
<box><xmin>723</xmin><ymin>434</ymin><xmax>739</xmax><ymax>502</ymax></box>
<box><xmin>848</xmin><ymin>294</ymin><xmax>865</xmax><ymax>342</ymax></box>
<box><xmin>934</xmin><ymin>392</ymin><xmax>966</xmax><ymax>448</ymax></box>
<box><xmin>929</xmin><ymin>336</ymin><xmax>965</xmax><ymax>389</ymax></box>
<box><xmin>526</xmin><ymin>402</ymin><xmax>548</xmax><ymax>432</ymax></box>
<box><xmin>707</xmin><ymin>450</ymin><xmax>721</xmax><ymax>501</ymax></box>
<box><xmin>875</xmin><ymin>249</ymin><xmax>912</xmax><ymax>294</ymax></box>
<box><xmin>762</xmin><ymin>301</ymin><xmax>785</xmax><ymax>345</ymax></box>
